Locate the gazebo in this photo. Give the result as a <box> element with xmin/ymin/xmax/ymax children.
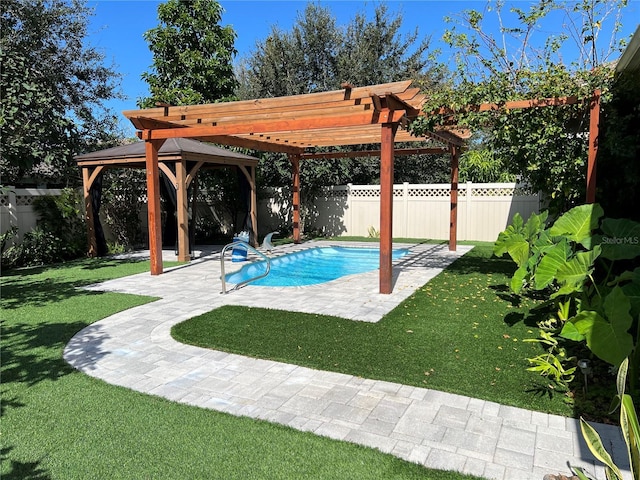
<box><xmin>76</xmin><ymin>137</ymin><xmax>259</xmax><ymax>262</ymax></box>
<box><xmin>116</xmin><ymin>80</ymin><xmax>600</xmax><ymax>294</ymax></box>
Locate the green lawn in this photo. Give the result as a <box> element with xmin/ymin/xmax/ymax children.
<box><xmin>173</xmin><ymin>245</ymin><xmax>578</xmax><ymax>417</ymax></box>
<box><xmin>1</xmin><ymin>257</ymin><xmax>482</xmax><ymax>479</ymax></box>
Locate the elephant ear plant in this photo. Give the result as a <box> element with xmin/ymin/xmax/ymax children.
<box><xmin>494</xmin><ymin>203</ymin><xmax>640</xmax><ymax>395</ymax></box>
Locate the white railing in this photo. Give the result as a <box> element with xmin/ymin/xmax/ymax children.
<box><xmin>259</xmin><ymin>183</ymin><xmax>541</xmax><ymax>242</ymax></box>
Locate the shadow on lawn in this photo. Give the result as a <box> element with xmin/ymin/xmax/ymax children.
<box><xmin>1</xmin><ymin>258</ymin><xmax>145</xmax><ymax>311</ymax></box>
<box><xmin>0</xmin><ymin>319</ymin><xmax>92</xmax><ymax>387</ymax></box>
<box><xmin>1</xmin><ymin>447</ymin><xmax>51</xmax><ymax>480</ymax></box>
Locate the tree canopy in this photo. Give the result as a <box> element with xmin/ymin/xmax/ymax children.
<box><xmin>236</xmin><ymin>3</ymin><xmax>437</xmax><ymax>99</ymax></box>
<box><xmin>410</xmin><ymin>0</ymin><xmax>632</xmax><ymax>214</ymax></box>
<box><xmin>0</xmin><ymin>0</ymin><xmax>123</xmax><ymax>186</ymax></box>
<box><xmin>138</xmin><ymin>0</ymin><xmax>238</xmax><ymax>107</ymax></box>
<box><xmin>236</xmin><ymin>2</ymin><xmax>447</xmax><ymax>200</ymax></box>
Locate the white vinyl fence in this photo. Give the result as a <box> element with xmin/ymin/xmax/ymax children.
<box><xmin>260</xmin><ymin>183</ymin><xmax>541</xmax><ymax>242</ymax></box>
<box><xmin>4</xmin><ymin>183</ymin><xmax>542</xmax><ymax>247</ymax></box>
<box><xmin>0</xmin><ymin>188</ymin><xmax>62</xmax><ymax>243</ymax></box>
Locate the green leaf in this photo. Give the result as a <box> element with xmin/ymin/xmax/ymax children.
<box><xmin>524</xmin><ymin>210</ymin><xmax>549</xmax><ymax>240</ymax></box>
<box><xmin>620</xmin><ymin>394</ymin><xmax>640</xmax><ymax>480</ymax></box>
<box><xmin>572</xmin><ymin>467</ymin><xmax>592</xmax><ymax>480</ymax></box>
<box><xmin>559</xmin><ymin>321</ymin><xmax>585</xmax><ymax>342</ymax></box>
<box><xmin>510</xmin><ymin>264</ymin><xmax>528</xmax><ymax>293</ymax></box>
<box><xmin>569</xmin><ymin>288</ymin><xmax>634</xmax><ymax>367</ymax></box>
<box><xmin>494</xmin><ymin>213</ymin><xmax>524</xmax><ymax>258</ymax></box>
<box><xmin>534</xmin><ymin>238</ymin><xmax>571</xmax><ymax>290</ymax></box>
<box><xmin>555</xmin><ymin>246</ymin><xmax>601</xmax><ymax>291</ymax></box>
<box><xmin>595</xmin><ymin>218</ymin><xmax>640</xmax><ymax>260</ymax></box>
<box><xmin>620</xmin><ymin>269</ymin><xmax>640</xmax><ymax>317</ymax></box>
<box><xmin>549</xmin><ymin>204</ymin><xmax>604</xmax><ymax>248</ymax></box>
<box><xmin>579</xmin><ymin>418</ymin><xmax>624</xmax><ymax>480</ymax></box>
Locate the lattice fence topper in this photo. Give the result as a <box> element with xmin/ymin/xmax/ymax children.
<box><xmin>320</xmin><ymin>183</ymin><xmax>537</xmax><ymax>199</ymax></box>
<box><xmin>407</xmin><ymin>187</ymin><xmax>453</xmax><ymax>197</ymax></box>
<box><xmin>0</xmin><ymin>194</ymin><xmax>8</xmax><ymax>207</ymax></box>
<box><xmin>16</xmin><ymin>195</ymin><xmax>37</xmax><ymax>206</ymax></box>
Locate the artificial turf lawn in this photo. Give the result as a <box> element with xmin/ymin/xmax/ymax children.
<box><xmin>2</xmin><ymin>257</ymin><xmax>482</xmax><ymax>479</ymax></box>
<box><xmin>172</xmin><ymin>245</ymin><xmax>577</xmax><ymax>417</ymax></box>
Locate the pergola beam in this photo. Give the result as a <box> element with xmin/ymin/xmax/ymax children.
<box><xmin>300</xmin><ymin>147</ymin><xmax>448</xmax><ymax>160</ymax></box>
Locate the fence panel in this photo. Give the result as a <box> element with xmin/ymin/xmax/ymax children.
<box><xmin>303</xmin><ymin>182</ymin><xmax>540</xmax><ymax>241</ymax></box>
<box><xmin>0</xmin><ymin>188</ymin><xmax>62</xmax><ymax>243</ymax></box>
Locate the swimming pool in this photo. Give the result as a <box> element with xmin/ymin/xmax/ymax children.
<box><xmin>225</xmin><ymin>246</ymin><xmax>409</xmax><ymax>287</ymax></box>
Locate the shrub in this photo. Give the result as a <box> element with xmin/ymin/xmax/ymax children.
<box><xmin>2</xmin><ymin>189</ymin><xmax>87</xmax><ymax>268</ymax></box>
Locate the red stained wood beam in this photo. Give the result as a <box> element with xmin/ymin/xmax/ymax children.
<box><xmin>449</xmin><ymin>144</ymin><xmax>460</xmax><ymax>251</ymax></box>
<box><xmin>586</xmin><ymin>90</ymin><xmax>600</xmax><ymax>204</ymax></box>
<box><xmin>300</xmin><ymin>147</ymin><xmax>448</xmax><ymax>160</ymax></box>
<box><xmin>433</xmin><ymin>95</ymin><xmax>581</xmax><ymax>116</ymax></box>
<box><xmin>290</xmin><ymin>154</ymin><xmax>301</xmax><ymax>244</ymax></box>
<box><xmin>379</xmin><ymin>121</ymin><xmax>398</xmax><ymax>294</ymax></box>
<box><xmin>175</xmin><ymin>159</ymin><xmax>191</xmax><ymax>262</ymax></box>
<box><xmin>145</xmin><ymin>139</ymin><xmax>166</xmax><ymax>275</ymax></box>
<box><xmin>138</xmin><ymin>110</ymin><xmax>407</xmax><ymax>141</ymax></box>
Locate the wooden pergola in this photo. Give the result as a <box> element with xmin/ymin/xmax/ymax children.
<box><xmin>76</xmin><ymin>137</ymin><xmax>259</xmax><ymax>262</ymax></box>
<box><xmin>119</xmin><ymin>80</ymin><xmax>600</xmax><ymax>294</ymax></box>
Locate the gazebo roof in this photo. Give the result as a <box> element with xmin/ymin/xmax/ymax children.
<box><xmin>75</xmin><ymin>137</ymin><xmax>259</xmax><ymax>167</ymax></box>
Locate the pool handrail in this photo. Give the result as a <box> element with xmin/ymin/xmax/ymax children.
<box><xmin>220</xmin><ymin>240</ymin><xmax>271</xmax><ymax>294</ymax></box>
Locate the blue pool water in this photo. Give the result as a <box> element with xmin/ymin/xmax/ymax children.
<box><xmin>225</xmin><ymin>246</ymin><xmax>409</xmax><ymax>287</ymax></box>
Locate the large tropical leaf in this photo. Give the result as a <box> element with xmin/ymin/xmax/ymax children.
<box><xmin>510</xmin><ymin>264</ymin><xmax>528</xmax><ymax>293</ymax></box>
<box><xmin>524</xmin><ymin>210</ymin><xmax>549</xmax><ymax>240</ymax></box>
<box><xmin>555</xmin><ymin>246</ymin><xmax>601</xmax><ymax>291</ymax></box>
<box><xmin>560</xmin><ymin>320</ymin><xmax>585</xmax><ymax>342</ymax></box>
<box><xmin>494</xmin><ymin>212</ymin><xmax>524</xmax><ymax>258</ymax></box>
<box><xmin>549</xmin><ymin>203</ymin><xmax>604</xmax><ymax>248</ymax></box>
<box><xmin>534</xmin><ymin>238</ymin><xmax>572</xmax><ymax>290</ymax></box>
<box><xmin>595</xmin><ymin>218</ymin><xmax>640</xmax><ymax>261</ymax></box>
<box><xmin>568</xmin><ymin>288</ymin><xmax>634</xmax><ymax>367</ymax></box>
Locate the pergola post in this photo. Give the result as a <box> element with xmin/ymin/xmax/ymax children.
<box><xmin>291</xmin><ymin>154</ymin><xmax>301</xmax><ymax>244</ymax></box>
<box><xmin>145</xmin><ymin>137</ymin><xmax>166</xmax><ymax>275</ymax></box>
<box><xmin>380</xmin><ymin>122</ymin><xmax>398</xmax><ymax>294</ymax></box>
<box><xmin>449</xmin><ymin>144</ymin><xmax>460</xmax><ymax>251</ymax></box>
<box><xmin>250</xmin><ymin>166</ymin><xmax>258</xmax><ymax>247</ymax></box>
<box><xmin>82</xmin><ymin>167</ymin><xmax>98</xmax><ymax>257</ymax></box>
<box><xmin>175</xmin><ymin>158</ymin><xmax>190</xmax><ymax>262</ymax></box>
<box><xmin>586</xmin><ymin>89</ymin><xmax>600</xmax><ymax>204</ymax></box>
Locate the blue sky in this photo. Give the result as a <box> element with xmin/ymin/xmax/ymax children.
<box><xmin>86</xmin><ymin>0</ymin><xmax>639</xmax><ymax>135</ymax></box>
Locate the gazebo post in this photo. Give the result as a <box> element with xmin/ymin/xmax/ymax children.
<box><xmin>238</xmin><ymin>165</ymin><xmax>259</xmax><ymax>247</ymax></box>
<box><xmin>175</xmin><ymin>158</ymin><xmax>190</xmax><ymax>262</ymax></box>
<box><xmin>290</xmin><ymin>154</ymin><xmax>301</xmax><ymax>244</ymax></box>
<box><xmin>82</xmin><ymin>167</ymin><xmax>98</xmax><ymax>257</ymax></box>
<box><xmin>380</xmin><ymin>122</ymin><xmax>398</xmax><ymax>294</ymax></box>
<box><xmin>449</xmin><ymin>144</ymin><xmax>460</xmax><ymax>251</ymax></box>
<box><xmin>145</xmin><ymin>137</ymin><xmax>166</xmax><ymax>275</ymax></box>
<box><xmin>586</xmin><ymin>89</ymin><xmax>600</xmax><ymax>204</ymax></box>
